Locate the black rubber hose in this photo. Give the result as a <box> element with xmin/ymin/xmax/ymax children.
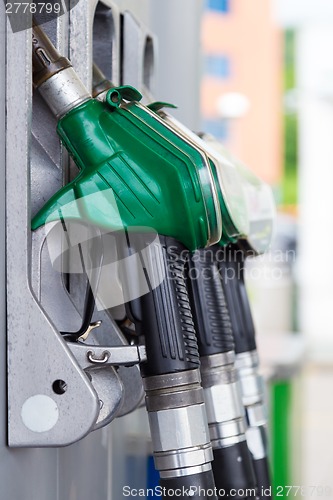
<box><xmin>160</xmin><ymin>470</ymin><xmax>218</xmax><ymax>500</ymax></box>
<box><xmin>212</xmin><ymin>442</ymin><xmax>257</xmax><ymax>500</ymax></box>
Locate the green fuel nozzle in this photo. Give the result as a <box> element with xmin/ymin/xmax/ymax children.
<box><xmin>200</xmin><ymin>134</ymin><xmax>275</xmax><ymax>255</ymax></box>
<box><xmin>31</xmin><ymin>29</ymin><xmax>221</xmax><ymax>251</ymax></box>
<box><xmin>90</xmin><ymin>64</ymin><xmax>275</xmax><ymax>256</ymax></box>
<box><xmin>150</xmin><ymin>112</ymin><xmax>275</xmax><ymax>254</ymax></box>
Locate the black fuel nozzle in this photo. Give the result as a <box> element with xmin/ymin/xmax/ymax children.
<box><xmin>215</xmin><ymin>243</ymin><xmax>272</xmax><ymax>500</ymax></box>
<box><xmin>187</xmin><ymin>248</ymin><xmax>258</xmax><ymax>500</ymax></box>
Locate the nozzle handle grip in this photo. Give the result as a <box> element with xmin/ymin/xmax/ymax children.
<box><xmin>188</xmin><ymin>249</ymin><xmax>234</xmax><ymax>356</ymax></box>
<box><xmin>125</xmin><ymin>235</ymin><xmax>200</xmax><ymax>376</ymax></box>
<box><xmin>160</xmin><ymin>470</ymin><xmax>217</xmax><ymax>499</ymax></box>
<box><xmin>215</xmin><ymin>246</ymin><xmax>256</xmax><ymax>354</ymax></box>
<box><xmin>212</xmin><ymin>441</ymin><xmax>257</xmax><ymax>499</ymax></box>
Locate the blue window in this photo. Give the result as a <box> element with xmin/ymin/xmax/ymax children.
<box><xmin>202</xmin><ymin>119</ymin><xmax>229</xmax><ymax>140</ymax></box>
<box><xmin>207</xmin><ymin>0</ymin><xmax>230</xmax><ymax>13</ymax></box>
<box><xmin>205</xmin><ymin>55</ymin><xmax>230</xmax><ymax>78</ymax></box>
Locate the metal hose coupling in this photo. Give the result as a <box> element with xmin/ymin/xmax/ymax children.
<box><xmin>201</xmin><ymin>351</ymin><xmax>247</xmax><ymax>449</ymax></box>
<box><xmin>200</xmin><ymin>352</ymin><xmax>258</xmax><ymax>500</ymax></box>
<box><xmin>235</xmin><ymin>350</ymin><xmax>268</xmax><ymax>460</ymax></box>
<box><xmin>32</xmin><ymin>23</ymin><xmax>91</xmax><ymax>118</ymax></box>
<box><xmin>143</xmin><ymin>369</ymin><xmax>214</xmax><ymax>479</ymax></box>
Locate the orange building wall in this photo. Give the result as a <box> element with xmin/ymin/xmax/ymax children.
<box><xmin>201</xmin><ymin>0</ymin><xmax>283</xmax><ymax>185</ymax></box>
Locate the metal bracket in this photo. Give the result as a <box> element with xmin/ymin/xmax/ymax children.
<box><xmin>68</xmin><ymin>342</ymin><xmax>147</xmax><ymax>369</ymax></box>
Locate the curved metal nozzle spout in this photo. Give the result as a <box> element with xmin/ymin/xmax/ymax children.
<box><xmin>92</xmin><ymin>63</ymin><xmax>115</xmax><ymax>98</ymax></box>
<box><xmin>32</xmin><ymin>22</ymin><xmax>91</xmax><ymax>119</ymax></box>
<box><xmin>32</xmin><ymin>22</ymin><xmax>71</xmax><ymax>88</ymax></box>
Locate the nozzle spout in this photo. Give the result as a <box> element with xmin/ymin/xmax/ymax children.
<box><xmin>32</xmin><ymin>23</ymin><xmax>91</xmax><ymax>119</ymax></box>
<box><xmin>92</xmin><ymin>63</ymin><xmax>114</xmax><ymax>98</ymax></box>
<box><xmin>32</xmin><ymin>23</ymin><xmax>71</xmax><ymax>88</ymax></box>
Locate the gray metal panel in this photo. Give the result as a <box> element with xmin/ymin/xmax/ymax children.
<box><xmin>149</xmin><ymin>0</ymin><xmax>204</xmax><ymax>129</ymax></box>
<box><xmin>0</xmin><ymin>9</ymin><xmax>57</xmax><ymax>500</ymax></box>
<box><xmin>1</xmin><ymin>14</ymin><xmax>115</xmax><ymax>499</ymax></box>
<box><xmin>6</xmin><ymin>21</ymin><xmax>101</xmax><ymax>448</ymax></box>
<box><xmin>58</xmin><ymin>428</ymin><xmax>112</xmax><ymax>500</ymax></box>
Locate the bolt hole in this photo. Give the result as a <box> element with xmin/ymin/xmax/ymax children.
<box><xmin>110</xmin><ymin>91</ymin><xmax>119</xmax><ymax>103</ymax></box>
<box><xmin>52</xmin><ymin>379</ymin><xmax>67</xmax><ymax>395</ymax></box>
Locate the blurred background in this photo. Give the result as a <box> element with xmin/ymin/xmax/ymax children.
<box><xmin>199</xmin><ymin>0</ymin><xmax>333</xmax><ymax>496</ymax></box>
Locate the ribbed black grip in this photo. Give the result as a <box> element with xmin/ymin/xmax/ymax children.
<box><xmin>125</xmin><ymin>235</ymin><xmax>200</xmax><ymax>376</ymax></box>
<box><xmin>214</xmin><ymin>245</ymin><xmax>256</xmax><ymax>354</ymax></box>
<box><xmin>212</xmin><ymin>442</ymin><xmax>257</xmax><ymax>500</ymax></box>
<box><xmin>253</xmin><ymin>457</ymin><xmax>272</xmax><ymax>500</ymax></box>
<box><xmin>160</xmin><ymin>470</ymin><xmax>217</xmax><ymax>499</ymax></box>
<box><xmin>188</xmin><ymin>249</ymin><xmax>234</xmax><ymax>356</ymax></box>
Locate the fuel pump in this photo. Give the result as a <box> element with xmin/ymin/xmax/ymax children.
<box><xmin>32</xmin><ymin>24</ymin><xmax>221</xmax><ymax>499</ymax></box>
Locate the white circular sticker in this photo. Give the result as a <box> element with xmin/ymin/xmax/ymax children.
<box><xmin>21</xmin><ymin>395</ymin><xmax>59</xmax><ymax>433</ymax></box>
